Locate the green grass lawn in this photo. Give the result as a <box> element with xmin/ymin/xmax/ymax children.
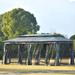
<box><xmin>0</xmin><ymin>64</ymin><xmax>75</xmax><ymax>75</ymax></box>
<box><xmin>0</xmin><ymin>59</ymin><xmax>75</xmax><ymax>75</ymax></box>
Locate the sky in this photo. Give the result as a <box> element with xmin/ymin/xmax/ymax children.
<box><xmin>0</xmin><ymin>0</ymin><xmax>75</xmax><ymax>38</ymax></box>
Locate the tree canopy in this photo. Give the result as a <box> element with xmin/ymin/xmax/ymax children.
<box><xmin>52</xmin><ymin>33</ymin><xmax>65</xmax><ymax>38</ymax></box>
<box><xmin>70</xmin><ymin>35</ymin><xmax>75</xmax><ymax>40</ymax></box>
<box><xmin>0</xmin><ymin>8</ymin><xmax>40</xmax><ymax>39</ymax></box>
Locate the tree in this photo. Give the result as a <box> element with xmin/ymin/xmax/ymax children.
<box><xmin>70</xmin><ymin>35</ymin><xmax>75</xmax><ymax>40</ymax></box>
<box><xmin>70</xmin><ymin>35</ymin><xmax>75</xmax><ymax>51</ymax></box>
<box><xmin>0</xmin><ymin>15</ymin><xmax>4</xmax><ymax>40</ymax></box>
<box><xmin>1</xmin><ymin>8</ymin><xmax>40</xmax><ymax>39</ymax></box>
<box><xmin>53</xmin><ymin>33</ymin><xmax>65</xmax><ymax>38</ymax></box>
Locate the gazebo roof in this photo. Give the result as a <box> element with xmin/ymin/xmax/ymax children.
<box><xmin>5</xmin><ymin>34</ymin><xmax>72</xmax><ymax>44</ymax></box>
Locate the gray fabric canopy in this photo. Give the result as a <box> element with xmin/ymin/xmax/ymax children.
<box><xmin>4</xmin><ymin>34</ymin><xmax>72</xmax><ymax>44</ymax></box>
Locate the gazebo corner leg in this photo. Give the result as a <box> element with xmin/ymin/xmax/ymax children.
<box><xmin>70</xmin><ymin>49</ymin><xmax>74</xmax><ymax>65</ymax></box>
<box><xmin>3</xmin><ymin>44</ymin><xmax>7</xmax><ymax>64</ymax></box>
<box><xmin>55</xmin><ymin>43</ymin><xmax>60</xmax><ymax>66</ymax></box>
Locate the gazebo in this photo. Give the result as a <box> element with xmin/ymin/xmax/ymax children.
<box><xmin>3</xmin><ymin>34</ymin><xmax>74</xmax><ymax>65</ymax></box>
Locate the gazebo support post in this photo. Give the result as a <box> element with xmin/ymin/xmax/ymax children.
<box><xmin>8</xmin><ymin>50</ymin><xmax>11</xmax><ymax>64</ymax></box>
<box><xmin>49</xmin><ymin>43</ymin><xmax>53</xmax><ymax>65</ymax></box>
<box><xmin>3</xmin><ymin>43</ymin><xmax>7</xmax><ymax>64</ymax></box>
<box><xmin>45</xmin><ymin>44</ymin><xmax>49</xmax><ymax>65</ymax></box>
<box><xmin>70</xmin><ymin>49</ymin><xmax>74</xmax><ymax>65</ymax></box>
<box><xmin>55</xmin><ymin>42</ymin><xmax>60</xmax><ymax>66</ymax></box>
<box><xmin>28</xmin><ymin>44</ymin><xmax>32</xmax><ymax>65</ymax></box>
<box><xmin>9</xmin><ymin>56</ymin><xmax>11</xmax><ymax>64</ymax></box>
<box><xmin>35</xmin><ymin>44</ymin><xmax>41</xmax><ymax>65</ymax></box>
<box><xmin>70</xmin><ymin>43</ymin><xmax>74</xmax><ymax>65</ymax></box>
<box><xmin>23</xmin><ymin>44</ymin><xmax>27</xmax><ymax>64</ymax></box>
<box><xmin>8</xmin><ymin>45</ymin><xmax>11</xmax><ymax>64</ymax></box>
<box><xmin>18</xmin><ymin>44</ymin><xmax>22</xmax><ymax>64</ymax></box>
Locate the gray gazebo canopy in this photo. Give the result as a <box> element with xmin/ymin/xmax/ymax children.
<box><xmin>3</xmin><ymin>34</ymin><xmax>74</xmax><ymax>65</ymax></box>
<box><xmin>4</xmin><ymin>34</ymin><xmax>72</xmax><ymax>44</ymax></box>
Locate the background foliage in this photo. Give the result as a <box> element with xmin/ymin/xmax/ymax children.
<box><xmin>0</xmin><ymin>8</ymin><xmax>40</xmax><ymax>59</ymax></box>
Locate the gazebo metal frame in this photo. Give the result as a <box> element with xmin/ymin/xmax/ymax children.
<box><xmin>2</xmin><ymin>34</ymin><xmax>74</xmax><ymax>65</ymax></box>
